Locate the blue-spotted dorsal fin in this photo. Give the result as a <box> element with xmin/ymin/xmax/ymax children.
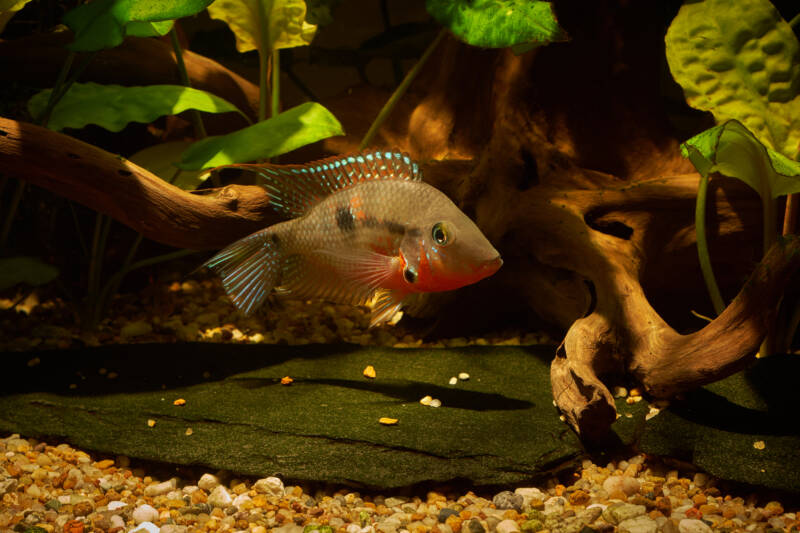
<box><xmin>219</xmin><ymin>150</ymin><xmax>422</xmax><ymax>218</ymax></box>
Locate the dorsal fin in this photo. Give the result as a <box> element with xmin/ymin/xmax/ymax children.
<box><xmin>218</xmin><ymin>150</ymin><xmax>422</xmax><ymax>218</ymax></box>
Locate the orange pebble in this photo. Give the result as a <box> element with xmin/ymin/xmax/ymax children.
<box><xmin>173</xmin><ymin>398</ymin><xmax>186</xmax><ymax>406</ymax></box>
<box><xmin>63</xmin><ymin>519</ymin><xmax>85</xmax><ymax>533</ymax></box>
<box><xmin>281</xmin><ymin>376</ymin><xmax>293</xmax><ymax>385</ymax></box>
<box><xmin>685</xmin><ymin>507</ymin><xmax>703</xmax><ymax>519</ymax></box>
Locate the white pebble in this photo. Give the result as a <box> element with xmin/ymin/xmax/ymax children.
<box><xmin>107</xmin><ymin>500</ymin><xmax>127</xmax><ymax>511</ymax></box>
<box><xmin>197</xmin><ymin>473</ymin><xmax>220</xmax><ymax>491</ymax></box>
<box><xmin>109</xmin><ymin>515</ymin><xmax>125</xmax><ymax>530</ymax></box>
<box><xmin>618</xmin><ymin>515</ymin><xmax>657</xmax><ymax>533</ymax></box>
<box><xmin>496</xmin><ymin>519</ymin><xmax>520</xmax><ymax>533</ymax></box>
<box><xmin>678</xmin><ymin>519</ymin><xmax>713</xmax><ymax>533</ymax></box>
<box><xmin>603</xmin><ymin>475</ymin><xmax>641</xmax><ymax>496</ymax></box>
<box><xmin>131</xmin><ymin>522</ymin><xmax>160</xmax><ymax>533</ymax></box>
<box><xmin>207</xmin><ymin>484</ymin><xmax>233</xmax><ymax>508</ymax></box>
<box><xmin>449</xmin><ymin>377</ymin><xmax>458</xmax><ymax>385</ymax></box>
<box><xmin>420</xmin><ymin>396</ymin><xmax>433</xmax><ymax>406</ymax></box>
<box><xmin>254</xmin><ymin>476</ymin><xmax>284</xmax><ymax>496</ymax></box>
<box><xmin>232</xmin><ymin>493</ymin><xmax>252</xmax><ymax>509</ymax></box>
<box><xmin>430</xmin><ymin>399</ymin><xmax>442</xmax><ymax>408</ymax></box>
<box><xmin>132</xmin><ymin>503</ymin><xmax>159</xmax><ymax>524</ymax></box>
<box><xmin>458</xmin><ymin>372</ymin><xmax>470</xmax><ymax>380</ymax></box>
<box><xmin>144</xmin><ymin>478</ymin><xmax>176</xmax><ymax>497</ymax></box>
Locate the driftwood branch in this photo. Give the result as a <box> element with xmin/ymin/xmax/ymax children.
<box><xmin>0</xmin><ymin>117</ymin><xmax>274</xmax><ymax>250</ymax></box>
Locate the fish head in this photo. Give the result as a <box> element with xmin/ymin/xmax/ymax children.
<box><xmin>401</xmin><ymin>202</ymin><xmax>502</xmax><ymax>293</ymax></box>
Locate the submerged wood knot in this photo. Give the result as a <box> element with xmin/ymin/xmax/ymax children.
<box><xmin>216</xmin><ymin>185</ymin><xmax>240</xmax><ymax>210</ymax></box>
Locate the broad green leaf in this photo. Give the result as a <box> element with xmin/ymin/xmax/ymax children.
<box><xmin>425</xmin><ymin>0</ymin><xmax>568</xmax><ymax>49</ymax></box>
<box><xmin>179</xmin><ymin>102</ymin><xmax>343</xmax><ymax>170</ymax></box>
<box><xmin>665</xmin><ymin>0</ymin><xmax>800</xmax><ymax>159</ymax></box>
<box><xmin>28</xmin><ymin>83</ymin><xmax>248</xmax><ymax>132</ymax></box>
<box><xmin>0</xmin><ymin>0</ymin><xmax>34</xmax><ymax>35</ymax></box>
<box><xmin>125</xmin><ymin>20</ymin><xmax>174</xmax><ymax>38</ymax></box>
<box><xmin>63</xmin><ymin>0</ymin><xmax>214</xmax><ymax>51</ymax></box>
<box><xmin>129</xmin><ymin>141</ymin><xmax>212</xmax><ymax>190</ymax></box>
<box><xmin>0</xmin><ymin>257</ymin><xmax>58</xmax><ymax>291</ymax></box>
<box><xmin>207</xmin><ymin>0</ymin><xmax>317</xmax><ymax>54</ymax></box>
<box><xmin>681</xmin><ymin>120</ymin><xmax>800</xmax><ymax>200</ymax></box>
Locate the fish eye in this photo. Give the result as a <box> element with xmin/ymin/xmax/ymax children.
<box><xmin>431</xmin><ymin>222</ymin><xmax>450</xmax><ymax>246</ymax></box>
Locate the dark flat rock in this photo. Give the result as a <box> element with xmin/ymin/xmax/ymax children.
<box><xmin>0</xmin><ymin>343</ymin><xmax>582</xmax><ymax>488</ymax></box>
<box><xmin>634</xmin><ymin>353</ymin><xmax>800</xmax><ymax>493</ymax></box>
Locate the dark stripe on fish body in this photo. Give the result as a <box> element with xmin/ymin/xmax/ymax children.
<box><xmin>383</xmin><ymin>220</ymin><xmax>405</xmax><ymax>235</ymax></box>
<box><xmin>336</xmin><ymin>206</ymin><xmax>356</xmax><ymax>232</ymax></box>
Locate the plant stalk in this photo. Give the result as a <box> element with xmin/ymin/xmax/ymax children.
<box><xmin>783</xmin><ymin>193</ymin><xmax>798</xmax><ymax>235</ymax></box>
<box><xmin>271</xmin><ymin>49</ymin><xmax>280</xmax><ymax>118</ymax></box>
<box><xmin>171</xmin><ymin>26</ymin><xmax>208</xmax><ymax>139</ymax></box>
<box><xmin>359</xmin><ymin>29</ymin><xmax>447</xmax><ymax>150</ymax></box>
<box><xmin>695</xmin><ymin>174</ymin><xmax>726</xmax><ymax>315</ymax></box>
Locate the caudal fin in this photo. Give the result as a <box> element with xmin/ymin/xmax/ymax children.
<box><xmin>202</xmin><ymin>229</ymin><xmax>281</xmax><ymax>315</ymax></box>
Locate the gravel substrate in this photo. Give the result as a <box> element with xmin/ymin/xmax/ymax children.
<box><xmin>0</xmin><ymin>277</ymin><xmax>548</xmax><ymax>352</ymax></box>
<box><xmin>2</xmin><ymin>279</ymin><xmax>799</xmax><ymax>532</ymax></box>
<box><xmin>1</xmin><ymin>434</ymin><xmax>797</xmax><ymax>533</ymax></box>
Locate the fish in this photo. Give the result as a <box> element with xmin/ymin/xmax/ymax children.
<box><xmin>202</xmin><ymin>150</ymin><xmax>503</xmax><ymax>327</ymax></box>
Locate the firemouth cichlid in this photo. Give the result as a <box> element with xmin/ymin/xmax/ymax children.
<box><xmin>202</xmin><ymin>150</ymin><xmax>503</xmax><ymax>327</ymax></box>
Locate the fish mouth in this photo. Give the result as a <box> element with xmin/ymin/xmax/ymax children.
<box><xmin>481</xmin><ymin>255</ymin><xmax>503</xmax><ymax>275</ymax></box>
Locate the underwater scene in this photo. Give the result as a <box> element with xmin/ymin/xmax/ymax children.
<box><xmin>1</xmin><ymin>0</ymin><xmax>800</xmax><ymax>531</ymax></box>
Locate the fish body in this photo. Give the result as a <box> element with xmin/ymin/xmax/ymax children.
<box><xmin>203</xmin><ymin>151</ymin><xmax>502</xmax><ymax>327</ymax></box>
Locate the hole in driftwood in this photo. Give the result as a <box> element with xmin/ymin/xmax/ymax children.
<box><xmin>118</xmin><ymin>169</ymin><xmax>132</xmax><ymax>177</ymax></box>
<box><xmin>583</xmin><ymin>279</ymin><xmax>597</xmax><ymax>317</ymax></box>
<box><xmin>584</xmin><ymin>211</ymin><xmax>633</xmax><ymax>240</ymax></box>
<box><xmin>516</xmin><ymin>149</ymin><xmax>539</xmax><ymax>190</ymax></box>
<box><xmin>0</xmin><ymin>129</ymin><xmax>8</xmax><ymax>137</ymax></box>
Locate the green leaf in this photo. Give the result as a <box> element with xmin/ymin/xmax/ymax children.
<box><xmin>208</xmin><ymin>0</ymin><xmax>317</xmax><ymax>54</ymax></box>
<box><xmin>425</xmin><ymin>0</ymin><xmax>568</xmax><ymax>49</ymax></box>
<box><xmin>27</xmin><ymin>83</ymin><xmax>248</xmax><ymax>132</ymax></box>
<box><xmin>125</xmin><ymin>20</ymin><xmax>174</xmax><ymax>38</ymax></box>
<box><xmin>681</xmin><ymin>120</ymin><xmax>800</xmax><ymax>200</ymax></box>
<box><xmin>0</xmin><ymin>257</ymin><xmax>58</xmax><ymax>291</ymax></box>
<box><xmin>665</xmin><ymin>0</ymin><xmax>800</xmax><ymax>159</ymax></box>
<box><xmin>179</xmin><ymin>102</ymin><xmax>344</xmax><ymax>170</ymax></box>
<box><xmin>305</xmin><ymin>0</ymin><xmax>341</xmax><ymax>26</ymax></box>
<box><xmin>129</xmin><ymin>141</ymin><xmax>212</xmax><ymax>190</ymax></box>
<box><xmin>63</xmin><ymin>0</ymin><xmax>214</xmax><ymax>52</ymax></box>
<box><xmin>0</xmin><ymin>0</ymin><xmax>34</xmax><ymax>35</ymax></box>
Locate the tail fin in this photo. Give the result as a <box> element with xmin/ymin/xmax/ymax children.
<box><xmin>202</xmin><ymin>229</ymin><xmax>282</xmax><ymax>315</ymax></box>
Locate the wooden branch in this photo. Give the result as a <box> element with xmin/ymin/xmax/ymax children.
<box><xmin>0</xmin><ymin>117</ymin><xmax>276</xmax><ymax>250</ymax></box>
<box><xmin>551</xmin><ymin>235</ymin><xmax>800</xmax><ymax>438</ymax></box>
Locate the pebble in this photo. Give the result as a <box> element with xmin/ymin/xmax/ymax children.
<box><xmin>254</xmin><ymin>475</ymin><xmax>284</xmax><ymax>496</ymax></box>
<box><xmin>197</xmin><ymin>472</ymin><xmax>220</xmax><ymax>491</ymax></box>
<box><xmin>131</xmin><ymin>521</ymin><xmax>161</xmax><ymax>533</ymax></box>
<box><xmin>207</xmin><ymin>484</ymin><xmax>233</xmax><ymax>508</ymax></box>
<box><xmin>618</xmin><ymin>515</ymin><xmax>657</xmax><ymax>533</ymax></box>
<box><xmin>132</xmin><ymin>503</ymin><xmax>159</xmax><ymax>524</ymax></box>
<box><xmin>678</xmin><ymin>518</ymin><xmax>713</xmax><ymax>533</ymax></box>
<box><xmin>0</xmin><ymin>435</ymin><xmax>794</xmax><ymax>533</ymax></box>
<box><xmin>603</xmin><ymin>474</ymin><xmax>641</xmax><ymax>496</ymax></box>
<box><xmin>496</xmin><ymin>519</ymin><xmax>521</xmax><ymax>533</ymax></box>
<box><xmin>493</xmin><ymin>490</ymin><xmax>523</xmax><ymax>512</ymax></box>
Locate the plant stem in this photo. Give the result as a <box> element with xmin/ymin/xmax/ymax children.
<box><xmin>359</xmin><ymin>29</ymin><xmax>446</xmax><ymax>150</ymax></box>
<box><xmin>790</xmin><ymin>13</ymin><xmax>800</xmax><ymax>29</ymax></box>
<box><xmin>38</xmin><ymin>51</ymin><xmax>96</xmax><ymax>127</ymax></box>
<box><xmin>695</xmin><ymin>174</ymin><xmax>726</xmax><ymax>315</ymax></box>
<box><xmin>257</xmin><ymin>0</ymin><xmax>273</xmax><ymax>123</ymax></box>
<box><xmin>758</xmin><ymin>195</ymin><xmax>779</xmax><ymax>357</ymax></box>
<box><xmin>271</xmin><ymin>49</ymin><xmax>280</xmax><ymax>118</ymax></box>
<box><xmin>171</xmin><ymin>26</ymin><xmax>208</xmax><ymax>139</ymax></box>
<box><xmin>37</xmin><ymin>52</ymin><xmax>74</xmax><ymax>126</ymax></box>
<box><xmin>68</xmin><ymin>202</ymin><xmax>89</xmax><ymax>257</ymax></box>
<box><xmin>783</xmin><ymin>194</ymin><xmax>798</xmax><ymax>235</ymax></box>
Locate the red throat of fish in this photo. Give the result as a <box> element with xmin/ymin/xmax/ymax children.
<box><xmin>393</xmin><ymin>247</ymin><xmax>503</xmax><ymax>293</ymax></box>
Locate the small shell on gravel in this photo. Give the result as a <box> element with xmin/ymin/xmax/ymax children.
<box><xmin>363</xmin><ymin>365</ymin><xmax>376</xmax><ymax>378</ymax></box>
<box><xmin>378</xmin><ymin>417</ymin><xmax>398</xmax><ymax>425</ymax></box>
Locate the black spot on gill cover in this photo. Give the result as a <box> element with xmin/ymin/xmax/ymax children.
<box><xmin>336</xmin><ymin>206</ymin><xmax>355</xmax><ymax>232</ymax></box>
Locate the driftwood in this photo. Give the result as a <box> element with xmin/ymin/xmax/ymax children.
<box><xmin>2</xmin><ymin>1</ymin><xmax>799</xmax><ymax>439</ymax></box>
